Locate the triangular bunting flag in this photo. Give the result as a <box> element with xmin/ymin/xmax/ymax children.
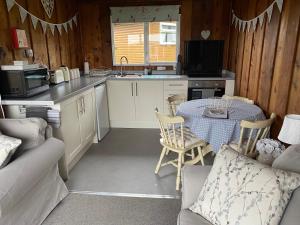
<box><xmin>258</xmin><ymin>13</ymin><xmax>265</xmax><ymax>27</ymax></box>
<box><xmin>40</xmin><ymin>21</ymin><xmax>48</xmax><ymax>34</ymax></box>
<box><xmin>234</xmin><ymin>18</ymin><xmax>238</xmax><ymax>28</ymax></box>
<box><xmin>63</xmin><ymin>22</ymin><xmax>68</xmax><ymax>33</ymax></box>
<box><xmin>242</xmin><ymin>21</ymin><xmax>246</xmax><ymax>32</ymax></box>
<box><xmin>276</xmin><ymin>0</ymin><xmax>283</xmax><ymax>12</ymax></box>
<box><xmin>73</xmin><ymin>15</ymin><xmax>77</xmax><ymax>26</ymax></box>
<box><xmin>30</xmin><ymin>15</ymin><xmax>39</xmax><ymax>30</ymax></box>
<box><xmin>252</xmin><ymin>17</ymin><xmax>258</xmax><ymax>31</ymax></box>
<box><xmin>238</xmin><ymin>20</ymin><xmax>242</xmax><ymax>31</ymax></box>
<box><xmin>247</xmin><ymin>21</ymin><xmax>251</xmax><ymax>32</ymax></box>
<box><xmin>232</xmin><ymin>14</ymin><xmax>235</xmax><ymax>24</ymax></box>
<box><xmin>266</xmin><ymin>4</ymin><xmax>274</xmax><ymax>22</ymax></box>
<box><xmin>6</xmin><ymin>0</ymin><xmax>14</xmax><ymax>12</ymax></box>
<box><xmin>18</xmin><ymin>5</ymin><xmax>27</xmax><ymax>23</ymax></box>
<box><xmin>49</xmin><ymin>24</ymin><xmax>55</xmax><ymax>35</ymax></box>
<box><xmin>56</xmin><ymin>24</ymin><xmax>62</xmax><ymax>35</ymax></box>
<box><xmin>68</xmin><ymin>20</ymin><xmax>73</xmax><ymax>30</ymax></box>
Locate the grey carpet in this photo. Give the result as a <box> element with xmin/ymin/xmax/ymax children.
<box><xmin>66</xmin><ymin>128</ymin><xmax>214</xmax><ymax>198</ymax></box>
<box><xmin>42</xmin><ymin>193</ymin><xmax>181</xmax><ymax>225</ymax></box>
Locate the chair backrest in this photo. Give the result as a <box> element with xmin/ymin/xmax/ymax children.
<box><xmin>155</xmin><ymin>108</ymin><xmax>186</xmax><ymax>149</ymax></box>
<box><xmin>237</xmin><ymin>113</ymin><xmax>276</xmax><ymax>156</ymax></box>
<box><xmin>167</xmin><ymin>94</ymin><xmax>187</xmax><ymax>116</ymax></box>
<box><xmin>222</xmin><ymin>95</ymin><xmax>254</xmax><ymax>104</ymax></box>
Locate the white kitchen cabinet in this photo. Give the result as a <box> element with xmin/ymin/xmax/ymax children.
<box><xmin>54</xmin><ymin>88</ymin><xmax>96</xmax><ymax>177</ymax></box>
<box><xmin>107</xmin><ymin>80</ymin><xmax>164</xmax><ymax>128</ymax></box>
<box><xmin>225</xmin><ymin>80</ymin><xmax>235</xmax><ymax>96</ymax></box>
<box><xmin>107</xmin><ymin>80</ymin><xmax>135</xmax><ymax>125</ymax></box>
<box><xmin>135</xmin><ymin>80</ymin><xmax>164</xmax><ymax>123</ymax></box>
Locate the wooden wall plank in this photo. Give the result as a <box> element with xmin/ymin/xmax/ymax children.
<box><xmin>256</xmin><ymin>5</ymin><xmax>281</xmax><ymax>112</ymax></box>
<box><xmin>287</xmin><ymin>28</ymin><xmax>300</xmax><ymax>114</ymax></box>
<box><xmin>179</xmin><ymin>0</ymin><xmax>192</xmax><ymax>57</ymax></box>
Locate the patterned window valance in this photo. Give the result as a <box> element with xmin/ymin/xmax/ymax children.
<box><xmin>110</xmin><ymin>5</ymin><xmax>180</xmax><ymax>23</ymax></box>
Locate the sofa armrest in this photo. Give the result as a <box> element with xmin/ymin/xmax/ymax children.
<box><xmin>0</xmin><ymin>137</ymin><xmax>64</xmax><ymax>217</ymax></box>
<box><xmin>181</xmin><ymin>165</ymin><xmax>212</xmax><ymax>209</ymax></box>
<box><xmin>0</xmin><ymin>118</ymin><xmax>48</xmax><ymax>152</ymax></box>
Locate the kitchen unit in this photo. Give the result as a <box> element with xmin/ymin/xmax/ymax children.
<box><xmin>1</xmin><ymin>77</ymin><xmax>106</xmax><ymax>179</ymax></box>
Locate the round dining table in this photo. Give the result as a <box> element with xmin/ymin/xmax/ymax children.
<box><xmin>176</xmin><ymin>99</ymin><xmax>265</xmax><ymax>152</ymax></box>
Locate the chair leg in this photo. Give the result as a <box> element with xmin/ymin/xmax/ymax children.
<box><xmin>165</xmin><ymin>149</ymin><xmax>170</xmax><ymax>155</ymax></box>
<box><xmin>155</xmin><ymin>147</ymin><xmax>167</xmax><ymax>174</ymax></box>
<box><xmin>176</xmin><ymin>153</ymin><xmax>183</xmax><ymax>191</ymax></box>
<box><xmin>197</xmin><ymin>147</ymin><xmax>205</xmax><ymax>166</ymax></box>
<box><xmin>191</xmin><ymin>149</ymin><xmax>195</xmax><ymax>159</ymax></box>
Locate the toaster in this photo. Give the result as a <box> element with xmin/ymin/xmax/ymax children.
<box><xmin>50</xmin><ymin>69</ymin><xmax>65</xmax><ymax>84</ymax></box>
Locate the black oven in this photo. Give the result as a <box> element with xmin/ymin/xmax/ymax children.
<box><xmin>0</xmin><ymin>68</ymin><xmax>49</xmax><ymax>98</ymax></box>
<box><xmin>188</xmin><ymin>80</ymin><xmax>225</xmax><ymax>100</ymax></box>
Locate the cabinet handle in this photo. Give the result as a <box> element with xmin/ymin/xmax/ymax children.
<box><xmin>136</xmin><ymin>82</ymin><xmax>138</xmax><ymax>96</ymax></box>
<box><xmin>169</xmin><ymin>84</ymin><xmax>184</xmax><ymax>87</ymax></box>
<box><xmin>131</xmin><ymin>83</ymin><xmax>134</xmax><ymax>96</ymax></box>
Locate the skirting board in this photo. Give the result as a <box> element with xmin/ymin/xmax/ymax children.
<box><xmin>110</xmin><ymin>120</ymin><xmax>159</xmax><ymax>128</ymax></box>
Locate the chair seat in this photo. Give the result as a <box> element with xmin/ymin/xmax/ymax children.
<box><xmin>177</xmin><ymin>210</ymin><xmax>212</xmax><ymax>225</ymax></box>
<box><xmin>229</xmin><ymin>141</ymin><xmax>258</xmax><ymax>158</ymax></box>
<box><xmin>160</xmin><ymin>129</ymin><xmax>206</xmax><ymax>150</ymax></box>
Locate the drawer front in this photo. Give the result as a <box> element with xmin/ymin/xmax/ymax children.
<box><xmin>164</xmin><ymin>80</ymin><xmax>188</xmax><ymax>90</ymax></box>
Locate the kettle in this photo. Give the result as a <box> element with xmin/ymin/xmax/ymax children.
<box><xmin>60</xmin><ymin>66</ymin><xmax>70</xmax><ymax>82</ymax></box>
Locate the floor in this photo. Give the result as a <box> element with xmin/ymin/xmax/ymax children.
<box><xmin>66</xmin><ymin>128</ymin><xmax>214</xmax><ymax>198</ymax></box>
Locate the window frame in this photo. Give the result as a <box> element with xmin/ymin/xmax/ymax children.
<box><xmin>111</xmin><ymin>16</ymin><xmax>181</xmax><ymax>66</ymax></box>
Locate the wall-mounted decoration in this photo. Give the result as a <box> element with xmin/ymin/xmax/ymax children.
<box><xmin>11</xmin><ymin>28</ymin><xmax>29</xmax><ymax>48</ymax></box>
<box><xmin>201</xmin><ymin>30</ymin><xmax>211</xmax><ymax>40</ymax></box>
<box><xmin>232</xmin><ymin>0</ymin><xmax>283</xmax><ymax>32</ymax></box>
<box><xmin>41</xmin><ymin>0</ymin><xmax>54</xmax><ymax>18</ymax></box>
<box><xmin>5</xmin><ymin>0</ymin><xmax>77</xmax><ymax>35</ymax></box>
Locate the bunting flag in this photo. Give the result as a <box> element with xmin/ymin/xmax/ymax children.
<box><xmin>18</xmin><ymin>5</ymin><xmax>27</xmax><ymax>23</ymax></box>
<box><xmin>68</xmin><ymin>20</ymin><xmax>73</xmax><ymax>30</ymax></box>
<box><xmin>232</xmin><ymin>0</ymin><xmax>283</xmax><ymax>32</ymax></box>
<box><xmin>6</xmin><ymin>0</ymin><xmax>14</xmax><ymax>11</ymax></box>
<box><xmin>56</xmin><ymin>24</ymin><xmax>62</xmax><ymax>35</ymax></box>
<box><xmin>63</xmin><ymin>22</ymin><xmax>68</xmax><ymax>33</ymax></box>
<box><xmin>30</xmin><ymin>15</ymin><xmax>39</xmax><ymax>29</ymax></box>
<box><xmin>40</xmin><ymin>21</ymin><xmax>48</xmax><ymax>34</ymax></box>
<box><xmin>49</xmin><ymin>24</ymin><xmax>55</xmax><ymax>35</ymax></box>
<box><xmin>5</xmin><ymin>0</ymin><xmax>78</xmax><ymax>35</ymax></box>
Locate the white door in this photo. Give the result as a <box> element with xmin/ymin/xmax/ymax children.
<box><xmin>60</xmin><ymin>97</ymin><xmax>82</xmax><ymax>164</ymax></box>
<box><xmin>107</xmin><ymin>80</ymin><xmax>135</xmax><ymax>123</ymax></box>
<box><xmin>80</xmin><ymin>89</ymin><xmax>96</xmax><ymax>144</ymax></box>
<box><xmin>135</xmin><ymin>80</ymin><xmax>164</xmax><ymax>122</ymax></box>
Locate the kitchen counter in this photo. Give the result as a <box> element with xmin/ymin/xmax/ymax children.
<box><xmin>1</xmin><ymin>76</ymin><xmax>106</xmax><ymax>106</ymax></box>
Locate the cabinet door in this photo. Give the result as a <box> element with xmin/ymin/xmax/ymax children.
<box><xmin>80</xmin><ymin>89</ymin><xmax>96</xmax><ymax>144</ymax></box>
<box><xmin>60</xmin><ymin>97</ymin><xmax>82</xmax><ymax>164</ymax></box>
<box><xmin>135</xmin><ymin>80</ymin><xmax>164</xmax><ymax>122</ymax></box>
<box><xmin>107</xmin><ymin>80</ymin><xmax>135</xmax><ymax>122</ymax></box>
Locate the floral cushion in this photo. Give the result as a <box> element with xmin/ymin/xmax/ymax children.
<box><xmin>0</xmin><ymin>132</ymin><xmax>22</xmax><ymax>169</ymax></box>
<box><xmin>190</xmin><ymin>145</ymin><xmax>300</xmax><ymax>225</ymax></box>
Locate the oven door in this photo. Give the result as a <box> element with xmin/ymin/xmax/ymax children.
<box><xmin>188</xmin><ymin>88</ymin><xmax>225</xmax><ymax>100</ymax></box>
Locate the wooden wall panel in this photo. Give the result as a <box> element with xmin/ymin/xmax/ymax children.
<box><xmin>0</xmin><ymin>0</ymin><xmax>82</xmax><ymax>69</ymax></box>
<box><xmin>227</xmin><ymin>0</ymin><xmax>300</xmax><ymax>137</ymax></box>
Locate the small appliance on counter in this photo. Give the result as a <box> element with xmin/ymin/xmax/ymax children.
<box><xmin>50</xmin><ymin>69</ymin><xmax>65</xmax><ymax>84</ymax></box>
<box><xmin>0</xmin><ymin>66</ymin><xmax>49</xmax><ymax>98</ymax></box>
<box><xmin>60</xmin><ymin>66</ymin><xmax>70</xmax><ymax>82</ymax></box>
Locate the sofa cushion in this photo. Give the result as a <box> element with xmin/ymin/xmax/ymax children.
<box><xmin>272</xmin><ymin>144</ymin><xmax>300</xmax><ymax>174</ymax></box>
<box><xmin>178</xmin><ymin>210</ymin><xmax>212</xmax><ymax>225</ymax></box>
<box><xmin>0</xmin><ymin>133</ymin><xmax>21</xmax><ymax>169</ymax></box>
<box><xmin>190</xmin><ymin>145</ymin><xmax>300</xmax><ymax>225</ymax></box>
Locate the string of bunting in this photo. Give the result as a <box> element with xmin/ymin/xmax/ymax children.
<box><xmin>232</xmin><ymin>0</ymin><xmax>283</xmax><ymax>32</ymax></box>
<box><xmin>5</xmin><ymin>0</ymin><xmax>78</xmax><ymax>35</ymax></box>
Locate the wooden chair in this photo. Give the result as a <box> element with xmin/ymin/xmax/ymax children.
<box><xmin>154</xmin><ymin>109</ymin><xmax>206</xmax><ymax>190</ymax></box>
<box><xmin>167</xmin><ymin>94</ymin><xmax>187</xmax><ymax>116</ymax></box>
<box><xmin>222</xmin><ymin>95</ymin><xmax>254</xmax><ymax>104</ymax></box>
<box><xmin>230</xmin><ymin>113</ymin><xmax>276</xmax><ymax>157</ymax></box>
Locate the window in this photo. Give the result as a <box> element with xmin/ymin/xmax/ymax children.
<box><xmin>111</xmin><ymin>20</ymin><xmax>180</xmax><ymax>65</ymax></box>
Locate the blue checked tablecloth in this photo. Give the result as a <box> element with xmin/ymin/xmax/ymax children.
<box><xmin>176</xmin><ymin>99</ymin><xmax>266</xmax><ymax>152</ymax></box>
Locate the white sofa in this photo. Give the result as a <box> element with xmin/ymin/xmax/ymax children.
<box><xmin>0</xmin><ymin>118</ymin><xmax>68</xmax><ymax>225</ymax></box>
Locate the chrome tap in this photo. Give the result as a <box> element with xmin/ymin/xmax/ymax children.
<box><xmin>120</xmin><ymin>56</ymin><xmax>128</xmax><ymax>76</ymax></box>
